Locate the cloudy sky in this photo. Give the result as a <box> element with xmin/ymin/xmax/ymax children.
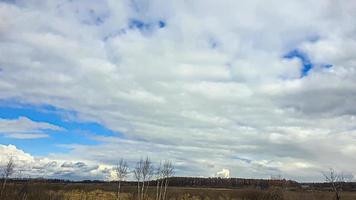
<box><xmin>0</xmin><ymin>0</ymin><xmax>356</xmax><ymax>182</ymax></box>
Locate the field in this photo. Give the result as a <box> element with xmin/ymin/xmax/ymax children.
<box><xmin>2</xmin><ymin>182</ymin><xmax>356</xmax><ymax>200</ymax></box>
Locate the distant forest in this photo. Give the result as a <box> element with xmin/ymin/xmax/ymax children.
<box><xmin>6</xmin><ymin>177</ymin><xmax>356</xmax><ymax>191</ymax></box>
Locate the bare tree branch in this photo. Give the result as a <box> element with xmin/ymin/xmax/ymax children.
<box><xmin>322</xmin><ymin>168</ymin><xmax>344</xmax><ymax>200</ymax></box>
<box><xmin>115</xmin><ymin>159</ymin><xmax>129</xmax><ymax>200</ymax></box>
<box><xmin>134</xmin><ymin>158</ymin><xmax>144</xmax><ymax>200</ymax></box>
<box><xmin>162</xmin><ymin>160</ymin><xmax>174</xmax><ymax>200</ymax></box>
<box><xmin>142</xmin><ymin>157</ymin><xmax>154</xmax><ymax>200</ymax></box>
<box><xmin>0</xmin><ymin>157</ymin><xmax>15</xmax><ymax>200</ymax></box>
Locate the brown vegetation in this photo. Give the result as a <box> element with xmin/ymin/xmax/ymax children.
<box><xmin>0</xmin><ymin>157</ymin><xmax>14</xmax><ymax>200</ymax></box>
<box><xmin>1</xmin><ymin>182</ymin><xmax>356</xmax><ymax>200</ymax></box>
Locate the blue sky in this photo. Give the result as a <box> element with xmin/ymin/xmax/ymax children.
<box><xmin>283</xmin><ymin>49</ymin><xmax>333</xmax><ymax>78</ymax></box>
<box><xmin>1</xmin><ymin>0</ymin><xmax>356</xmax><ymax>182</ymax></box>
<box><xmin>284</xmin><ymin>49</ymin><xmax>314</xmax><ymax>77</ymax></box>
<box><xmin>0</xmin><ymin>101</ymin><xmax>118</xmax><ymax>155</ymax></box>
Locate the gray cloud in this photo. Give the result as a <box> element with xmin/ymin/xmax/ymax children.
<box><xmin>0</xmin><ymin>117</ymin><xmax>63</xmax><ymax>139</ymax></box>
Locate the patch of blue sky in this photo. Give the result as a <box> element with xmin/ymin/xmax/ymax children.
<box><xmin>0</xmin><ymin>132</ymin><xmax>93</xmax><ymax>156</ymax></box>
<box><xmin>283</xmin><ymin>49</ymin><xmax>314</xmax><ymax>77</ymax></box>
<box><xmin>128</xmin><ymin>19</ymin><xmax>166</xmax><ymax>31</ymax></box>
<box><xmin>158</xmin><ymin>20</ymin><xmax>166</xmax><ymax>28</ymax></box>
<box><xmin>322</xmin><ymin>64</ymin><xmax>333</xmax><ymax>68</ymax></box>
<box><xmin>129</xmin><ymin>19</ymin><xmax>148</xmax><ymax>30</ymax></box>
<box><xmin>0</xmin><ymin>100</ymin><xmax>121</xmax><ymax>155</ymax></box>
<box><xmin>127</xmin><ymin>0</ymin><xmax>166</xmax><ymax>30</ymax></box>
<box><xmin>284</xmin><ymin>49</ymin><xmax>333</xmax><ymax>78</ymax></box>
<box><xmin>103</xmin><ymin>19</ymin><xmax>165</xmax><ymax>41</ymax></box>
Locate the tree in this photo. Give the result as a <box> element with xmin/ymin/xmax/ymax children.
<box><xmin>161</xmin><ymin>160</ymin><xmax>174</xmax><ymax>200</ymax></box>
<box><xmin>141</xmin><ymin>157</ymin><xmax>154</xmax><ymax>200</ymax></box>
<box><xmin>322</xmin><ymin>168</ymin><xmax>345</xmax><ymax>200</ymax></box>
<box><xmin>134</xmin><ymin>157</ymin><xmax>154</xmax><ymax>200</ymax></box>
<box><xmin>134</xmin><ymin>158</ymin><xmax>143</xmax><ymax>200</ymax></box>
<box><xmin>155</xmin><ymin>162</ymin><xmax>163</xmax><ymax>200</ymax></box>
<box><xmin>115</xmin><ymin>159</ymin><xmax>129</xmax><ymax>200</ymax></box>
<box><xmin>0</xmin><ymin>157</ymin><xmax>15</xmax><ymax>200</ymax></box>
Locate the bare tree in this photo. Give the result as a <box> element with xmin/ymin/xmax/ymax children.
<box><xmin>115</xmin><ymin>159</ymin><xmax>129</xmax><ymax>200</ymax></box>
<box><xmin>133</xmin><ymin>157</ymin><xmax>154</xmax><ymax>200</ymax></box>
<box><xmin>155</xmin><ymin>162</ymin><xmax>163</xmax><ymax>200</ymax></box>
<box><xmin>322</xmin><ymin>168</ymin><xmax>345</xmax><ymax>200</ymax></box>
<box><xmin>142</xmin><ymin>157</ymin><xmax>154</xmax><ymax>200</ymax></box>
<box><xmin>161</xmin><ymin>160</ymin><xmax>174</xmax><ymax>200</ymax></box>
<box><xmin>134</xmin><ymin>158</ymin><xmax>144</xmax><ymax>200</ymax></box>
<box><xmin>0</xmin><ymin>157</ymin><xmax>15</xmax><ymax>200</ymax></box>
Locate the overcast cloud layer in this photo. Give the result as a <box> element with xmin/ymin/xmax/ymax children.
<box><xmin>1</xmin><ymin>0</ymin><xmax>356</xmax><ymax>182</ymax></box>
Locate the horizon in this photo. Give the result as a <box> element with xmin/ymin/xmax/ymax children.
<box><xmin>0</xmin><ymin>175</ymin><xmax>315</xmax><ymax>184</ymax></box>
<box><xmin>1</xmin><ymin>0</ymin><xmax>356</xmax><ymax>183</ymax></box>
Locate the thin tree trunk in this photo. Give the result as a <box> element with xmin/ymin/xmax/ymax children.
<box><xmin>159</xmin><ymin>179</ymin><xmax>164</xmax><ymax>200</ymax></box>
<box><xmin>163</xmin><ymin>178</ymin><xmax>169</xmax><ymax>200</ymax></box>
<box><xmin>156</xmin><ymin>180</ymin><xmax>160</xmax><ymax>200</ymax></box>
<box><xmin>0</xmin><ymin>178</ymin><xmax>8</xmax><ymax>200</ymax></box>
<box><xmin>144</xmin><ymin>180</ymin><xmax>150</xmax><ymax>199</ymax></box>
<box><xmin>117</xmin><ymin>181</ymin><xmax>121</xmax><ymax>200</ymax></box>
<box><xmin>162</xmin><ymin>178</ymin><xmax>167</xmax><ymax>200</ymax></box>
<box><xmin>137</xmin><ymin>181</ymin><xmax>140</xmax><ymax>200</ymax></box>
<box><xmin>141</xmin><ymin>180</ymin><xmax>145</xmax><ymax>200</ymax></box>
<box><xmin>331</xmin><ymin>183</ymin><xmax>340</xmax><ymax>200</ymax></box>
<box><xmin>336</xmin><ymin>192</ymin><xmax>340</xmax><ymax>200</ymax></box>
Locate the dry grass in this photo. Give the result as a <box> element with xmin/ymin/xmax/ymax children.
<box><xmin>2</xmin><ymin>183</ymin><xmax>356</xmax><ymax>200</ymax></box>
<box><xmin>56</xmin><ymin>189</ymin><xmax>356</xmax><ymax>200</ymax></box>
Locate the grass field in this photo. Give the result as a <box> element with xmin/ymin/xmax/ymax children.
<box><xmin>2</xmin><ymin>183</ymin><xmax>356</xmax><ymax>200</ymax></box>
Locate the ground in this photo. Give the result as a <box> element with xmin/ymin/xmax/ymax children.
<box><xmin>2</xmin><ymin>183</ymin><xmax>356</xmax><ymax>200</ymax></box>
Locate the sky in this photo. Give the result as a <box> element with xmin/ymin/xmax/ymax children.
<box><xmin>0</xmin><ymin>0</ymin><xmax>356</xmax><ymax>182</ymax></box>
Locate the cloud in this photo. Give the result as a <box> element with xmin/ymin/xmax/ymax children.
<box><xmin>0</xmin><ymin>117</ymin><xmax>63</xmax><ymax>139</ymax></box>
<box><xmin>0</xmin><ymin>0</ymin><xmax>356</xmax><ymax>181</ymax></box>
<box><xmin>0</xmin><ymin>144</ymin><xmax>113</xmax><ymax>180</ymax></box>
<box><xmin>216</xmin><ymin>168</ymin><xmax>230</xmax><ymax>178</ymax></box>
<box><xmin>0</xmin><ymin>144</ymin><xmax>35</xmax><ymax>165</ymax></box>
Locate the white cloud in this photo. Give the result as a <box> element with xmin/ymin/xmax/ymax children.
<box><xmin>216</xmin><ymin>168</ymin><xmax>230</xmax><ymax>178</ymax></box>
<box><xmin>0</xmin><ymin>144</ymin><xmax>114</xmax><ymax>180</ymax></box>
<box><xmin>0</xmin><ymin>0</ymin><xmax>356</xmax><ymax>181</ymax></box>
<box><xmin>0</xmin><ymin>144</ymin><xmax>35</xmax><ymax>165</ymax></box>
<box><xmin>0</xmin><ymin>117</ymin><xmax>63</xmax><ymax>139</ymax></box>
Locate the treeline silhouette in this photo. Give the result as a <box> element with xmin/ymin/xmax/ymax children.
<box><xmin>163</xmin><ymin>177</ymin><xmax>300</xmax><ymax>189</ymax></box>
<box><xmin>302</xmin><ymin>182</ymin><xmax>356</xmax><ymax>192</ymax></box>
<box><xmin>6</xmin><ymin>177</ymin><xmax>299</xmax><ymax>189</ymax></box>
<box><xmin>7</xmin><ymin>177</ymin><xmax>356</xmax><ymax>191</ymax></box>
